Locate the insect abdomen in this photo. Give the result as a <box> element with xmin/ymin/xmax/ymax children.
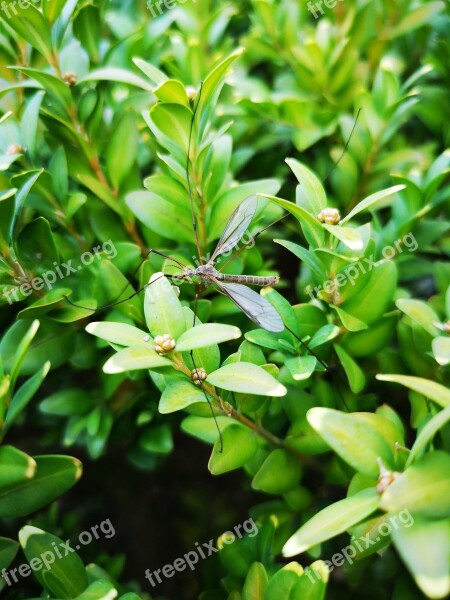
<box><xmin>219</xmin><ymin>274</ymin><xmax>279</xmax><ymax>286</ymax></box>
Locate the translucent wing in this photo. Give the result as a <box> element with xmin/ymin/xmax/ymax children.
<box><xmin>217</xmin><ymin>281</ymin><xmax>284</xmax><ymax>333</ymax></box>
<box><xmin>211</xmin><ymin>195</ymin><xmax>258</xmax><ymax>261</ymax></box>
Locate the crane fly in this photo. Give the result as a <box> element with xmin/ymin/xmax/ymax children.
<box><xmin>168</xmin><ymin>194</ymin><xmax>284</xmax><ymax>333</ymax></box>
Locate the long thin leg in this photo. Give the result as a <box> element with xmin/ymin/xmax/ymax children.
<box><xmin>189</xmin><ymin>288</ymin><xmax>223</xmax><ymax>451</ymax></box>
<box><xmin>186</xmin><ymin>83</ymin><xmax>204</xmax><ymax>265</ymax></box>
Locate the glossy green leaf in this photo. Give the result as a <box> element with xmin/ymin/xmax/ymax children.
<box><xmin>207</xmin><ymin>363</ymin><xmax>287</xmax><ymax>396</ymax></box>
<box><xmin>323</xmin><ymin>224</ymin><xmax>364</xmax><ymax>251</ymax></box>
<box><xmin>392</xmin><ymin>517</ymin><xmax>450</xmax><ymax>599</ymax></box>
<box><xmin>0</xmin><ymin>536</ymin><xmax>19</xmax><ymax>571</ymax></box>
<box><xmin>19</xmin><ymin>525</ymin><xmax>88</xmax><ymax>598</ymax></box>
<box><xmin>396</xmin><ymin>298</ymin><xmax>440</xmax><ymax>336</ymax></box>
<box><xmin>1</xmin><ymin>5</ymin><xmax>52</xmax><ymax>59</ymax></box>
<box><xmin>432</xmin><ymin>337</ymin><xmax>450</xmax><ymax>366</ymax></box>
<box><xmin>261</xmin><ymin>194</ymin><xmax>325</xmax><ymax>248</ymax></box>
<box><xmin>103</xmin><ymin>347</ymin><xmax>172</xmax><ymax>374</ymax></box>
<box><xmin>40</xmin><ymin>388</ymin><xmax>93</xmax><ymax>417</ymax></box>
<box><xmin>209</xmin><ymin>425</ymin><xmax>259</xmax><ymax>474</ymax></box>
<box><xmin>79</xmin><ymin>68</ymin><xmax>153</xmax><ymax>90</ymax></box>
<box><xmin>376</xmin><ymin>374</ymin><xmax>450</xmax><ymax>408</ymax></box>
<box><xmin>0</xmin><ymin>446</ymin><xmax>36</xmax><ymax>489</ymax></box>
<box><xmin>282</xmin><ymin>488</ymin><xmax>380</xmax><ymax>556</ymax></box>
<box><xmin>290</xmin><ymin>561</ymin><xmax>328</xmax><ymax>599</ymax></box>
<box><xmin>181</xmin><ymin>415</ymin><xmax>237</xmax><ymax>444</ymax></box>
<box><xmin>286</xmin><ymin>158</ymin><xmax>327</xmax><ymax>214</ymax></box>
<box><xmin>74</xmin><ymin>580</ymin><xmax>118</xmax><ymax>600</ymax></box>
<box><xmin>159</xmin><ymin>380</ymin><xmax>207</xmax><ymax>413</ymax></box>
<box><xmin>242</xmin><ymin>562</ymin><xmax>268</xmax><ymax>600</ymax></box>
<box><xmin>264</xmin><ymin>563</ymin><xmax>302</xmax><ymax>600</ymax></box>
<box><xmin>0</xmin><ymin>455</ymin><xmax>82</xmax><ymax>518</ymax></box>
<box><xmin>285</xmin><ymin>356</ymin><xmax>317</xmax><ymax>381</ymax></box>
<box><xmin>340</xmin><ymin>185</ymin><xmax>406</xmax><ymax>225</ymax></box>
<box><xmin>307</xmin><ymin>408</ymin><xmax>394</xmax><ymax>477</ymax></box>
<box><xmin>334</xmin><ymin>345</ymin><xmax>366</xmax><ymax>393</ymax></box>
<box><xmin>176</xmin><ymin>324</ymin><xmax>241</xmax><ymax>351</ymax></box>
<box><xmin>407</xmin><ymin>405</ymin><xmax>450</xmax><ymax>467</ymax></box>
<box><xmin>380</xmin><ymin>451</ymin><xmax>450</xmax><ymax>518</ymax></box>
<box><xmin>252</xmin><ymin>449</ymin><xmax>302</xmax><ymax>494</ymax></box>
<box><xmin>154</xmin><ymin>79</ymin><xmax>189</xmax><ymax>105</ymax></box>
<box><xmin>5</xmin><ymin>360</ymin><xmax>51</xmax><ymax>430</ymax></box>
<box><xmin>144</xmin><ymin>273</ymin><xmax>186</xmax><ymax>340</ymax></box>
<box><xmin>86</xmin><ymin>322</ymin><xmax>150</xmax><ymax>348</ymax></box>
<box><xmin>393</xmin><ymin>2</ymin><xmax>445</xmax><ymax>36</ymax></box>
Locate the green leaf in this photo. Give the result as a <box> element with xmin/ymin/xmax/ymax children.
<box><xmin>207</xmin><ymin>363</ymin><xmax>287</xmax><ymax>396</ymax></box>
<box><xmin>74</xmin><ymin>580</ymin><xmax>118</xmax><ymax>600</ymax></box>
<box><xmin>391</xmin><ymin>518</ymin><xmax>450</xmax><ymax>599</ymax></box>
<box><xmin>340</xmin><ymin>185</ymin><xmax>406</xmax><ymax>225</ymax></box>
<box><xmin>323</xmin><ymin>224</ymin><xmax>364</xmax><ymax>251</ymax></box>
<box><xmin>12</xmin><ymin>67</ymin><xmax>72</xmax><ymax>113</ymax></box>
<box><xmin>79</xmin><ymin>68</ymin><xmax>153</xmax><ymax>90</ymax></box>
<box><xmin>380</xmin><ymin>451</ymin><xmax>450</xmax><ymax>518</ymax></box>
<box><xmin>376</xmin><ymin>374</ymin><xmax>450</xmax><ymax>408</ymax></box>
<box><xmin>132</xmin><ymin>58</ymin><xmax>168</xmax><ymax>86</ymax></box>
<box><xmin>181</xmin><ymin>415</ymin><xmax>237</xmax><ymax>444</ymax></box>
<box><xmin>144</xmin><ymin>273</ymin><xmax>187</xmax><ymax>340</ymax></box>
<box><xmin>242</xmin><ymin>562</ymin><xmax>268</xmax><ymax>600</ymax></box>
<box><xmin>159</xmin><ymin>380</ymin><xmax>206</xmax><ymax>414</ymax></box>
<box><xmin>176</xmin><ymin>324</ymin><xmax>241</xmax><ymax>351</ymax></box>
<box><xmin>282</xmin><ymin>488</ymin><xmax>380</xmax><ymax>556</ymax></box>
<box><xmin>5</xmin><ymin>361</ymin><xmax>51</xmax><ymax>431</ymax></box>
<box><xmin>103</xmin><ymin>347</ymin><xmax>172</xmax><ymax>374</ymax></box>
<box><xmin>140</xmin><ymin>424</ymin><xmax>173</xmax><ymax>454</ymax></box>
<box><xmin>19</xmin><ymin>525</ymin><xmax>88</xmax><ymax>598</ymax></box>
<box><xmin>209</xmin><ymin>425</ymin><xmax>259</xmax><ymax>474</ymax></box>
<box><xmin>407</xmin><ymin>405</ymin><xmax>450</xmax><ymax>467</ymax></box>
<box><xmin>0</xmin><ymin>536</ymin><xmax>19</xmax><ymax>571</ymax></box>
<box><xmin>396</xmin><ymin>298</ymin><xmax>440</xmax><ymax>336</ymax></box>
<box><xmin>0</xmin><ymin>455</ymin><xmax>82</xmax><ymax>518</ymax></box>
<box><xmin>286</xmin><ymin>158</ymin><xmax>327</xmax><ymax>214</ymax></box>
<box><xmin>86</xmin><ymin>322</ymin><xmax>150</xmax><ymax>348</ymax></box>
<box><xmin>334</xmin><ymin>345</ymin><xmax>366</xmax><ymax>393</ymax></box>
<box><xmin>42</xmin><ymin>0</ymin><xmax>68</xmax><ymax>24</ymax></box>
<box><xmin>264</xmin><ymin>563</ymin><xmax>302</xmax><ymax>600</ymax></box>
<box><xmin>252</xmin><ymin>449</ymin><xmax>302</xmax><ymax>494</ymax></box>
<box><xmin>307</xmin><ymin>408</ymin><xmax>395</xmax><ymax>477</ymax></box>
<box><xmin>393</xmin><ymin>2</ymin><xmax>445</xmax><ymax>36</ymax></box>
<box><xmin>126</xmin><ymin>189</ymin><xmax>193</xmax><ymax>243</ymax></box>
<box><xmin>274</xmin><ymin>240</ymin><xmax>327</xmax><ymax>281</ymax></box>
<box><xmin>40</xmin><ymin>388</ymin><xmax>93</xmax><ymax>417</ymax></box>
<box><xmin>432</xmin><ymin>337</ymin><xmax>450</xmax><ymax>366</ymax></box>
<box><xmin>261</xmin><ymin>194</ymin><xmax>325</xmax><ymax>248</ymax></box>
<box><xmin>106</xmin><ymin>112</ymin><xmax>140</xmax><ymax>189</ymax></box>
<box><xmin>9</xmin><ymin>319</ymin><xmax>40</xmax><ymax>391</ymax></box>
<box><xmin>0</xmin><ymin>446</ymin><xmax>36</xmax><ymax>489</ymax></box>
<box><xmin>285</xmin><ymin>356</ymin><xmax>317</xmax><ymax>381</ymax></box>
<box><xmin>154</xmin><ymin>79</ymin><xmax>189</xmax><ymax>105</ymax></box>
<box><xmin>290</xmin><ymin>561</ymin><xmax>329</xmax><ymax>599</ymax></box>
<box><xmin>1</xmin><ymin>5</ymin><xmax>52</xmax><ymax>59</ymax></box>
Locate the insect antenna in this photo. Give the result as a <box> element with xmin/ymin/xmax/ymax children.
<box><xmin>323</xmin><ymin>107</ymin><xmax>362</xmax><ymax>183</ymax></box>
<box><xmin>63</xmin><ymin>249</ymin><xmax>185</xmax><ymax>313</ymax></box>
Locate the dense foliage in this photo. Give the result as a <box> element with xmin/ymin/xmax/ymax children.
<box><xmin>0</xmin><ymin>0</ymin><xmax>449</xmax><ymax>599</ymax></box>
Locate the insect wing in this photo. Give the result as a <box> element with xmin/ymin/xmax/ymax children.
<box><xmin>211</xmin><ymin>195</ymin><xmax>258</xmax><ymax>261</ymax></box>
<box><xmin>218</xmin><ymin>281</ymin><xmax>284</xmax><ymax>333</ymax></box>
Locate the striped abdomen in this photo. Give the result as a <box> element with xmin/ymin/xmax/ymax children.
<box><xmin>215</xmin><ymin>272</ymin><xmax>279</xmax><ymax>287</ymax></box>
